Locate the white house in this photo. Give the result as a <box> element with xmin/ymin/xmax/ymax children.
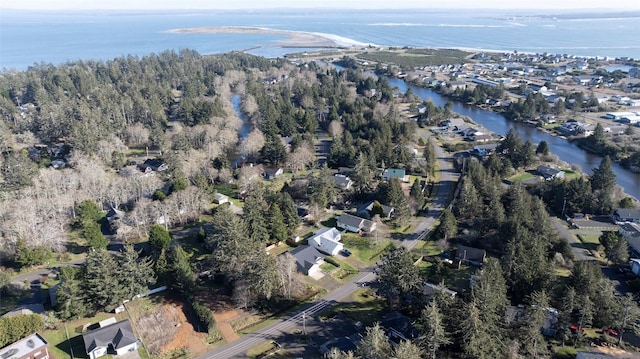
<box><xmin>213</xmin><ymin>193</ymin><xmax>229</xmax><ymax>204</ymax></box>
<box><xmin>308</xmin><ymin>227</ymin><xmax>343</xmax><ymax>256</ymax></box>
<box><xmin>0</xmin><ymin>333</ymin><xmax>49</xmax><ymax>359</ymax></box>
<box><xmin>336</xmin><ymin>213</ymin><xmax>376</xmax><ymax>234</ymax></box>
<box><xmin>630</xmin><ymin>259</ymin><xmax>640</xmax><ymax>277</ymax></box>
<box><xmin>82</xmin><ymin>319</ymin><xmax>139</xmax><ymax>359</ymax></box>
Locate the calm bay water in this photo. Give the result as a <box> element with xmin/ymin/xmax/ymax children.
<box><xmin>2</xmin><ymin>9</ymin><xmax>640</xmax><ymax>70</ymax></box>
<box><xmin>387</xmin><ymin>78</ymin><xmax>640</xmax><ymax>199</ymax></box>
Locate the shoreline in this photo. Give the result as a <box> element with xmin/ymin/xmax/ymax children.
<box><xmin>167</xmin><ymin>26</ymin><xmax>372</xmax><ymax>49</ymax></box>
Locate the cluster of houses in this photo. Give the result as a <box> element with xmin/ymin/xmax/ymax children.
<box><xmin>435</xmin><ymin>118</ymin><xmax>495</xmax><ymax>143</ymax></box>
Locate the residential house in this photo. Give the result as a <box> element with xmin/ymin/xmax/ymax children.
<box><xmin>264</xmin><ymin>166</ymin><xmax>284</xmax><ymax>180</ymax></box>
<box><xmin>336</xmin><ymin>213</ymin><xmax>376</xmax><ymax>234</ymax></box>
<box><xmin>469</xmin><ymin>133</ymin><xmax>493</xmax><ymax>142</ymax></box>
<box><xmin>536</xmin><ymin>165</ymin><xmax>565</xmax><ymax>180</ymax></box>
<box><xmin>319</xmin><ymin>335</ymin><xmax>361</xmax><ymax>355</ymax></box>
<box><xmin>358</xmin><ymin>201</ymin><xmax>395</xmax><ymax>219</ymax></box>
<box><xmin>423</xmin><ymin>282</ymin><xmax>457</xmax><ymax>299</ymax></box>
<box><xmin>0</xmin><ymin>333</ymin><xmax>49</xmax><ymax>359</ymax></box>
<box><xmin>333</xmin><ymin>175</ymin><xmax>353</xmax><ymax>191</ymax></box>
<box><xmin>308</xmin><ymin>227</ymin><xmax>343</xmax><ymax>256</ymax></box>
<box><xmin>138</xmin><ymin>158</ymin><xmax>167</xmax><ymax>172</ymax></box>
<box><xmin>630</xmin><ymin>258</ymin><xmax>640</xmax><ymax>277</ymax></box>
<box><xmin>443</xmin><ymin>118</ymin><xmax>467</xmax><ymax>130</ymax></box>
<box><xmin>455</xmin><ymin>245</ymin><xmax>486</xmax><ymax>267</ymax></box>
<box><xmin>382</xmin><ymin>168</ymin><xmax>409</xmax><ymax>182</ymax></box>
<box><xmin>213</xmin><ymin>193</ymin><xmax>229</xmax><ymax>204</ymax></box>
<box><xmin>2</xmin><ymin>304</ymin><xmax>45</xmax><ymax>318</ymax></box>
<box><xmin>82</xmin><ymin>319</ymin><xmax>139</xmax><ymax>359</ymax></box>
<box><xmin>380</xmin><ymin>311</ymin><xmax>419</xmax><ymax>344</ymax></box>
<box><xmin>613</xmin><ymin>208</ymin><xmax>640</xmax><ymax>223</ymax></box>
<box><xmin>470</xmin><ymin>144</ymin><xmax>498</xmax><ymax>157</ymax></box>
<box><xmin>289</xmin><ymin>245</ymin><xmax>325</xmax><ymax>276</ymax></box>
<box><xmin>620</xmin><ymin>223</ymin><xmax>640</xmax><ymax>255</ymax></box>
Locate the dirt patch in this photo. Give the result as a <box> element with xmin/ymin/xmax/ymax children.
<box><xmin>197</xmin><ymin>287</ymin><xmax>243</xmax><ymax>343</ymax></box>
<box><xmin>161</xmin><ymin>303</ymin><xmax>208</xmax><ymax>355</ymax></box>
<box><xmin>128</xmin><ymin>294</ymin><xmax>209</xmax><ymax>357</ymax></box>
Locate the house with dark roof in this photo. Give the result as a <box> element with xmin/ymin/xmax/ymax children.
<box><xmin>289</xmin><ymin>245</ymin><xmax>325</xmax><ymax>276</ymax></box>
<box><xmin>358</xmin><ymin>201</ymin><xmax>394</xmax><ymax>219</ymax></box>
<box><xmin>138</xmin><ymin>158</ymin><xmax>167</xmax><ymax>172</ymax></box>
<box><xmin>0</xmin><ymin>333</ymin><xmax>49</xmax><ymax>359</ymax></box>
<box><xmin>423</xmin><ymin>282</ymin><xmax>457</xmax><ymax>299</ymax></box>
<box><xmin>333</xmin><ymin>175</ymin><xmax>353</xmax><ymax>191</ymax></box>
<box><xmin>336</xmin><ymin>213</ymin><xmax>376</xmax><ymax>234</ymax></box>
<box><xmin>613</xmin><ymin>208</ymin><xmax>640</xmax><ymax>223</ymax></box>
<box><xmin>380</xmin><ymin>311</ymin><xmax>419</xmax><ymax>344</ymax></box>
<box><xmin>536</xmin><ymin>165</ymin><xmax>565</xmax><ymax>180</ymax></box>
<box><xmin>455</xmin><ymin>245</ymin><xmax>486</xmax><ymax>267</ymax></box>
<box><xmin>82</xmin><ymin>319</ymin><xmax>138</xmax><ymax>359</ymax></box>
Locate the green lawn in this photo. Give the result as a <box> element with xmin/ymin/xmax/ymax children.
<box><xmin>42</xmin><ymin>311</ymin><xmax>130</xmax><ymax>359</ymax></box>
<box><xmin>508</xmin><ymin>172</ymin><xmax>535</xmax><ymax>182</ymax></box>
<box><xmin>341</xmin><ymin>234</ymin><xmax>392</xmax><ymax>265</ymax></box>
<box><xmin>318</xmin><ymin>288</ymin><xmax>386</xmax><ymax>327</ymax></box>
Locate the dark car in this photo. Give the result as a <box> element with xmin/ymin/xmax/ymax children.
<box><xmin>341</xmin><ymin>249</ymin><xmax>352</xmax><ymax>257</ymax></box>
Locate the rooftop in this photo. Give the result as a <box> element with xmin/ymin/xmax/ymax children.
<box><xmin>0</xmin><ymin>333</ymin><xmax>48</xmax><ymax>359</ymax></box>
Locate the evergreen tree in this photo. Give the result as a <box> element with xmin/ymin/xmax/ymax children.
<box><xmin>536</xmin><ymin>140</ymin><xmax>550</xmax><ymax>156</ymax></box>
<box><xmin>148</xmin><ymin>224</ymin><xmax>171</xmax><ymax>250</ymax></box>
<box><xmin>436</xmin><ymin>210</ymin><xmax>457</xmax><ymax>241</ymax></box>
<box><xmin>461</xmin><ymin>258</ymin><xmax>508</xmax><ymax>358</ymax></box>
<box><xmin>243</xmin><ymin>188</ymin><xmax>270</xmax><ymax>243</ymax></box>
<box><xmin>358</xmin><ymin>323</ymin><xmax>393</xmax><ymax>359</ymax></box>
<box><xmin>276</xmin><ymin>192</ymin><xmax>300</xmax><ymax>235</ymax></box>
<box><xmin>83</xmin><ymin>249</ymin><xmax>120</xmax><ymax>312</ymax></box>
<box><xmin>590</xmin><ymin>155</ymin><xmax>615</xmax><ymax>193</ymax></box>
<box><xmin>169</xmin><ymin>244</ymin><xmax>196</xmax><ymax>294</ymax></box>
<box><xmin>419</xmin><ymin>300</ymin><xmax>451</xmax><ymax>358</ymax></box>
<box><xmin>56</xmin><ymin>267</ymin><xmax>90</xmax><ymax>319</ymax></box>
<box><xmin>410</xmin><ymin>178</ymin><xmax>425</xmax><ymax>210</ymax></box>
<box><xmin>117</xmin><ymin>244</ymin><xmax>155</xmax><ymax>300</ymax></box>
<box><xmin>375</xmin><ymin>247</ymin><xmax>422</xmax><ymax>309</ymax></box>
<box><xmin>267</xmin><ymin>204</ymin><xmax>288</xmax><ymax>244</ymax></box>
<box><xmin>599</xmin><ymin>231</ymin><xmax>629</xmax><ymax>265</ymax></box>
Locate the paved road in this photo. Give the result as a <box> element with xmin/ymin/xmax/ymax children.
<box><xmin>550</xmin><ymin>217</ymin><xmax>592</xmax><ymax>261</ymax></box>
<box><xmin>198</xmin><ymin>138</ymin><xmax>459</xmax><ymax>359</ymax></box>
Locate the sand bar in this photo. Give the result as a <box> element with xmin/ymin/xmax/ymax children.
<box><xmin>167</xmin><ymin>26</ymin><xmax>342</xmax><ymax>48</ymax></box>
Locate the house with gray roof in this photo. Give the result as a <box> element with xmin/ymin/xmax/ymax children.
<box><xmin>536</xmin><ymin>165</ymin><xmax>565</xmax><ymax>181</ymax></box>
<box><xmin>82</xmin><ymin>319</ymin><xmax>138</xmax><ymax>359</ymax></box>
<box><xmin>336</xmin><ymin>213</ymin><xmax>376</xmax><ymax>234</ymax></box>
<box><xmin>289</xmin><ymin>245</ymin><xmax>325</xmax><ymax>276</ymax></box>
<box><xmin>358</xmin><ymin>201</ymin><xmax>394</xmax><ymax>219</ymax></box>
<box><xmin>613</xmin><ymin>208</ymin><xmax>640</xmax><ymax>223</ymax></box>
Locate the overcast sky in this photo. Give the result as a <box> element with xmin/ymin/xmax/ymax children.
<box><xmin>4</xmin><ymin>0</ymin><xmax>640</xmax><ymax>10</ymax></box>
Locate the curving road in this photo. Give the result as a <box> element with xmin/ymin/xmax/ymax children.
<box><xmin>198</xmin><ymin>140</ymin><xmax>459</xmax><ymax>359</ymax></box>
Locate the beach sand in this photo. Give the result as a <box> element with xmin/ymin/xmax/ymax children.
<box><xmin>167</xmin><ymin>26</ymin><xmax>340</xmax><ymax>48</ymax></box>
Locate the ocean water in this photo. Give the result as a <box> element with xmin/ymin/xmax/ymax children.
<box><xmin>1</xmin><ymin>8</ymin><xmax>640</xmax><ymax>70</ymax></box>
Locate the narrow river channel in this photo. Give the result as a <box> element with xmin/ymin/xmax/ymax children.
<box><xmin>386</xmin><ymin>78</ymin><xmax>640</xmax><ymax>200</ymax></box>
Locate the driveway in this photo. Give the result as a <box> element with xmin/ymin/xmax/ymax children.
<box><xmin>551</xmin><ymin>217</ymin><xmax>591</xmax><ymax>261</ymax></box>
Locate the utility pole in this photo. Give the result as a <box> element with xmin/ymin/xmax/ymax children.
<box><xmin>302</xmin><ymin>311</ymin><xmax>307</xmax><ymax>334</ymax></box>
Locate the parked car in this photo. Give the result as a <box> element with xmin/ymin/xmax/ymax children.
<box><xmin>341</xmin><ymin>249</ymin><xmax>352</xmax><ymax>257</ymax></box>
<box><xmin>569</xmin><ymin>324</ymin><xmax>584</xmax><ymax>333</ymax></box>
<box><xmin>604</xmin><ymin>328</ymin><xmax>619</xmax><ymax>337</ymax></box>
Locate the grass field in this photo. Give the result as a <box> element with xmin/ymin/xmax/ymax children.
<box><xmin>341</xmin><ymin>234</ymin><xmax>392</xmax><ymax>265</ymax></box>
<box><xmin>41</xmin><ymin>311</ymin><xmax>130</xmax><ymax>359</ymax></box>
<box><xmin>508</xmin><ymin>172</ymin><xmax>535</xmax><ymax>182</ymax></box>
<box><xmin>318</xmin><ymin>288</ymin><xmax>386</xmax><ymax>327</ymax></box>
<box><xmin>356</xmin><ymin>48</ymin><xmax>471</xmax><ymax>69</ymax></box>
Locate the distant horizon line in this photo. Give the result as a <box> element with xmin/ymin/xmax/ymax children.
<box><xmin>2</xmin><ymin>7</ymin><xmax>640</xmax><ymax>12</ymax></box>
